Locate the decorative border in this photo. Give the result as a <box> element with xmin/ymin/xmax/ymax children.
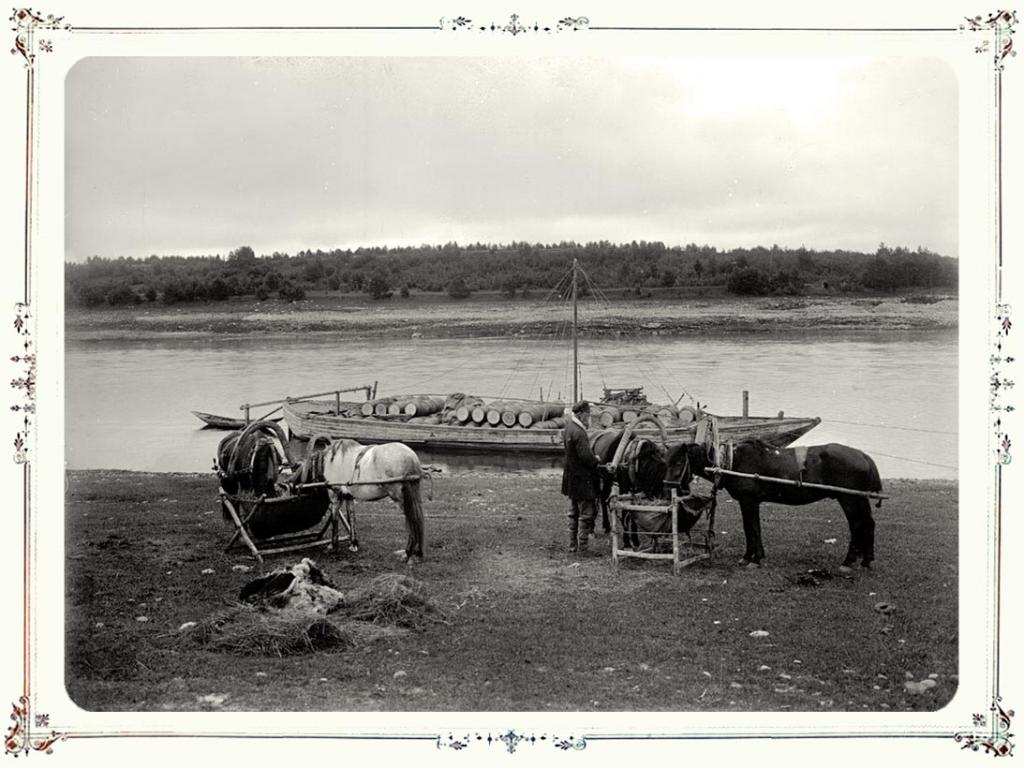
<box><xmin>2</xmin><ymin>5</ymin><xmax>1018</xmax><ymax>759</ymax></box>
<box><xmin>10</xmin><ymin>303</ymin><xmax>33</xmax><ymax>465</ymax></box>
<box><xmin>955</xmin><ymin>699</ymin><xmax>1016</xmax><ymax>756</ymax></box>
<box><xmin>438</xmin><ymin>731</ymin><xmax>587</xmax><ymax>753</ymax></box>
<box><xmin>440</xmin><ymin>14</ymin><xmax>590</xmax><ymax>33</ymax></box>
<box><xmin>5</xmin><ymin>697</ymin><xmax>65</xmax><ymax>756</ymax></box>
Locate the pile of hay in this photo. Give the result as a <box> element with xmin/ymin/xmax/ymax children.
<box><xmin>182</xmin><ymin>567</ymin><xmax>445</xmax><ymax>656</ymax></box>
<box><xmin>339</xmin><ymin>574</ymin><xmax>448</xmax><ymax>629</ymax></box>
<box><xmin>187</xmin><ymin>603</ymin><xmax>354</xmax><ymax>657</ymax></box>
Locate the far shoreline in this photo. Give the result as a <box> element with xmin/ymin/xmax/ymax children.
<box><xmin>65</xmin><ymin>289</ymin><xmax>959</xmax><ymax>342</ymax></box>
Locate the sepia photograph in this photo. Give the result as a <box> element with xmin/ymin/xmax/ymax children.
<box><xmin>63</xmin><ymin>54</ymin><xmax>959</xmax><ymax>712</ymax></box>
<box><xmin>2</xmin><ymin>2</ymin><xmax>1019</xmax><ymax>764</ymax></box>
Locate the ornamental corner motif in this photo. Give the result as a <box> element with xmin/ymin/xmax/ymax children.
<box><xmin>5</xmin><ymin>697</ymin><xmax>67</xmax><ymax>756</ymax></box>
<box><xmin>9</xmin><ymin>7</ymin><xmax>70</xmax><ymax>68</ymax></box>
<box><xmin>11</xmin><ymin>303</ymin><xmax>34</xmax><ymax>464</ymax></box>
<box><xmin>962</xmin><ymin>10</ymin><xmax>1018</xmax><ymax>69</ymax></box>
<box><xmin>955</xmin><ymin>699</ymin><xmax>1015</xmax><ymax>756</ymax></box>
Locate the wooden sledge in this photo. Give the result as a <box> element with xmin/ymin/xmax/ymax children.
<box><xmin>219</xmin><ymin>484</ymin><xmax>351</xmax><ymax>565</ymax></box>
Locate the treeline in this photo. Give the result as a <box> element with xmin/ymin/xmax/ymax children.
<box><xmin>65</xmin><ymin>241</ymin><xmax>957</xmax><ymax>307</ymax></box>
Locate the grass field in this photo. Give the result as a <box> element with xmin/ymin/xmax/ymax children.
<box><xmin>66</xmin><ymin>470</ymin><xmax>957</xmax><ymax>712</ymax></box>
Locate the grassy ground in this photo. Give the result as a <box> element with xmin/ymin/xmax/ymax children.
<box><xmin>66</xmin><ymin>470</ymin><xmax>957</xmax><ymax>712</ymax></box>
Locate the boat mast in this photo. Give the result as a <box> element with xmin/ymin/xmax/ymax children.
<box><xmin>572</xmin><ymin>258</ymin><xmax>579</xmax><ymax>402</ymax></box>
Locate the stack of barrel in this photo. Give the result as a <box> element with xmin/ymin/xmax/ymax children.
<box><xmin>352</xmin><ymin>393</ymin><xmax>700</xmax><ymax>430</ymax></box>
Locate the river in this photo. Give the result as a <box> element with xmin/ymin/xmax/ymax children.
<box><xmin>65</xmin><ymin>330</ymin><xmax>957</xmax><ymax>479</ymax></box>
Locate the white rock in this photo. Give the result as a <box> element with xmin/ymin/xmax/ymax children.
<box><xmin>136</xmin><ymin>616</ymin><xmax>150</xmax><ymax>623</ymax></box>
<box><xmin>758</xmin><ymin>665</ymin><xmax>772</xmax><ymax>672</ymax></box>
<box><xmin>393</xmin><ymin>670</ymin><xmax>407</xmax><ymax>679</ymax></box>
<box><xmin>231</xmin><ymin>565</ymin><xmax>252</xmax><ymax>573</ymax></box>
<box><xmin>749</xmin><ymin>630</ymin><xmax>770</xmax><ymax>638</ymax></box>
<box><xmin>178</xmin><ymin>621</ymin><xmax>197</xmax><ymax>632</ymax></box>
<box><xmin>824</xmin><ymin>538</ymin><xmax>837</xmax><ymax>544</ymax></box>
<box><xmin>201</xmin><ymin>568</ymin><xmax>215</xmax><ymax>575</ymax></box>
<box><xmin>197</xmin><ymin>694</ymin><xmax>227</xmax><ymax>706</ymax></box>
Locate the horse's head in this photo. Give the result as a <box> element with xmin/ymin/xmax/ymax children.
<box><xmin>664</xmin><ymin>442</ymin><xmax>709</xmax><ymax>492</ymax></box>
<box><xmin>630</xmin><ymin>440</ymin><xmax>668</xmax><ymax>496</ymax></box>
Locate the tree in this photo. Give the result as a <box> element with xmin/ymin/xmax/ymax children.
<box><xmin>228</xmin><ymin>245</ymin><xmax>256</xmax><ymax>264</ymax></box>
<box><xmin>367</xmin><ymin>272</ymin><xmax>391</xmax><ymax>299</ymax></box>
<box><xmin>727</xmin><ymin>267</ymin><xmax>772</xmax><ymax>296</ymax></box>
<box><xmin>448</xmin><ymin>277</ymin><xmax>472</xmax><ymax>299</ymax></box>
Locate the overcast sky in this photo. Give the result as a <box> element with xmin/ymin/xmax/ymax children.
<box><xmin>65</xmin><ymin>56</ymin><xmax>957</xmax><ymax>261</ymax></box>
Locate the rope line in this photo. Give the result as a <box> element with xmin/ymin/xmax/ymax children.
<box><xmin>860</xmin><ymin>449</ymin><xmax>958</xmax><ymax>470</ymax></box>
<box><xmin>825</xmin><ymin>418</ymin><xmax>957</xmax><ymax>436</ymax></box>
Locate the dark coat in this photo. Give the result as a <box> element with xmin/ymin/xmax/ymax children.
<box><xmin>561</xmin><ymin>417</ymin><xmax>600</xmax><ymax>499</ymax></box>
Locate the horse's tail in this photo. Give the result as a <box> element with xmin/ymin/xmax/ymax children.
<box><xmin>866</xmin><ymin>452</ymin><xmax>884</xmax><ymax>508</ymax></box>
<box><xmin>401</xmin><ymin>480</ymin><xmax>426</xmax><ymax>560</ymax></box>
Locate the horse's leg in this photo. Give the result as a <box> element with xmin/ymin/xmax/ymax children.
<box><xmin>738</xmin><ymin>498</ymin><xmax>765</xmax><ymax>564</ymax></box>
<box><xmin>345</xmin><ymin>497</ymin><xmax>359</xmax><ymax>552</ymax></box>
<box><xmin>839</xmin><ymin>495</ymin><xmax>874</xmax><ymax>569</ymax></box>
<box><xmin>599</xmin><ymin>476</ymin><xmax>612</xmax><ymax>534</ymax></box>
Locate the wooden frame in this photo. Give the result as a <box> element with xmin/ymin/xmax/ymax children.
<box><xmin>219</xmin><ymin>487</ymin><xmax>349</xmax><ymax>566</ymax></box>
<box><xmin>609</xmin><ymin>490</ymin><xmax>717</xmax><ymax>575</ymax></box>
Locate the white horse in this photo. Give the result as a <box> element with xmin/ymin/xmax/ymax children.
<box><xmin>317</xmin><ymin>438</ymin><xmax>426</xmax><ymax>562</ymax></box>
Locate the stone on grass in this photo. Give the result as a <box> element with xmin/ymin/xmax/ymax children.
<box><xmin>749</xmin><ymin>630</ymin><xmax>770</xmax><ymax>638</ymax></box>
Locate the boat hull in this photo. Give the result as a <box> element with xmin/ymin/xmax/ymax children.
<box><xmin>283</xmin><ymin>400</ymin><xmax>820</xmax><ymax>453</ymax></box>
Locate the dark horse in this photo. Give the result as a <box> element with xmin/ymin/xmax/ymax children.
<box><xmin>591</xmin><ymin>429</ymin><xmax>672</xmax><ymax>536</ymax></box>
<box><xmin>667</xmin><ymin>440</ymin><xmax>883</xmax><ymax>568</ymax></box>
<box><xmin>215</xmin><ymin>421</ymin><xmax>290</xmax><ymax>498</ymax></box>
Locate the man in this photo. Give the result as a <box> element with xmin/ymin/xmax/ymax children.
<box><xmin>561</xmin><ymin>400</ymin><xmax>601</xmax><ymax>554</ymax></box>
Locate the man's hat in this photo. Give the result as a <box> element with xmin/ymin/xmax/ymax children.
<box><xmin>571</xmin><ymin>400</ymin><xmax>590</xmax><ymax>414</ymax></box>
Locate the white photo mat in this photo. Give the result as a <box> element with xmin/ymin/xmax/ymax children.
<box><xmin>1</xmin><ymin>1</ymin><xmax>1018</xmax><ymax>764</ymax></box>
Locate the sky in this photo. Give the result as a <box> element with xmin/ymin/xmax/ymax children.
<box><xmin>65</xmin><ymin>56</ymin><xmax>957</xmax><ymax>261</ymax></box>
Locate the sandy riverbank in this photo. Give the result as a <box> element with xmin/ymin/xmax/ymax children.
<box><xmin>65</xmin><ymin>292</ymin><xmax>958</xmax><ymax>341</ymax></box>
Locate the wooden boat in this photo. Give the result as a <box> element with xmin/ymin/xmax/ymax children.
<box><xmin>279</xmin><ymin>259</ymin><xmax>821</xmax><ymax>452</ymax></box>
<box><xmin>193</xmin><ymin>410</ymin><xmax>281</xmax><ymax>430</ymax></box>
<box><xmin>283</xmin><ymin>398</ymin><xmax>820</xmax><ymax>454</ymax></box>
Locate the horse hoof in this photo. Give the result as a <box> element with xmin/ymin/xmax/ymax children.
<box><xmin>348</xmin><ymin>545</ymin><xmax>360</xmax><ymax>553</ymax></box>
<box><xmin>745</xmin><ymin>561</ymin><xmax>762</xmax><ymax>569</ymax></box>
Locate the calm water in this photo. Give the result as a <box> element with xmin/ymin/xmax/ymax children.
<box><xmin>65</xmin><ymin>331</ymin><xmax>957</xmax><ymax>478</ymax></box>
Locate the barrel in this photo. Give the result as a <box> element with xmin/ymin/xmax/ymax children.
<box><xmin>677</xmin><ymin>406</ymin><xmax>699</xmax><ymax>425</ymax></box>
<box><xmin>361</xmin><ymin>397</ymin><xmax>394</xmax><ymax>417</ymax></box>
<box><xmin>533</xmin><ymin>416</ymin><xmax>567</xmax><ymax>430</ymax></box>
<box><xmin>516</xmin><ymin>402</ymin><xmax>565</xmax><ymax>428</ymax></box>
<box><xmin>655</xmin><ymin>406</ymin><xmax>677</xmax><ymax>425</ymax></box>
<box><xmin>455</xmin><ymin>402</ymin><xmax>482</xmax><ymax>422</ymax></box>
<box><xmin>408</xmin><ymin>414</ymin><xmax>442</xmax><ymax>425</ymax></box>
<box><xmin>501</xmin><ymin>409</ymin><xmax>519</xmax><ymax>427</ymax></box>
<box><xmin>471</xmin><ymin>405</ymin><xmax>488</xmax><ymax>424</ymax></box>
<box><xmin>404</xmin><ymin>396</ymin><xmax>446</xmax><ymax>417</ymax></box>
<box><xmin>595</xmin><ymin>405</ymin><xmax>620</xmax><ymax>428</ymax></box>
<box><xmin>621</xmin><ymin>409</ymin><xmax>639</xmax><ymax>423</ymax></box>
<box><xmin>485</xmin><ymin>400</ymin><xmax>512</xmax><ymax>426</ymax></box>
